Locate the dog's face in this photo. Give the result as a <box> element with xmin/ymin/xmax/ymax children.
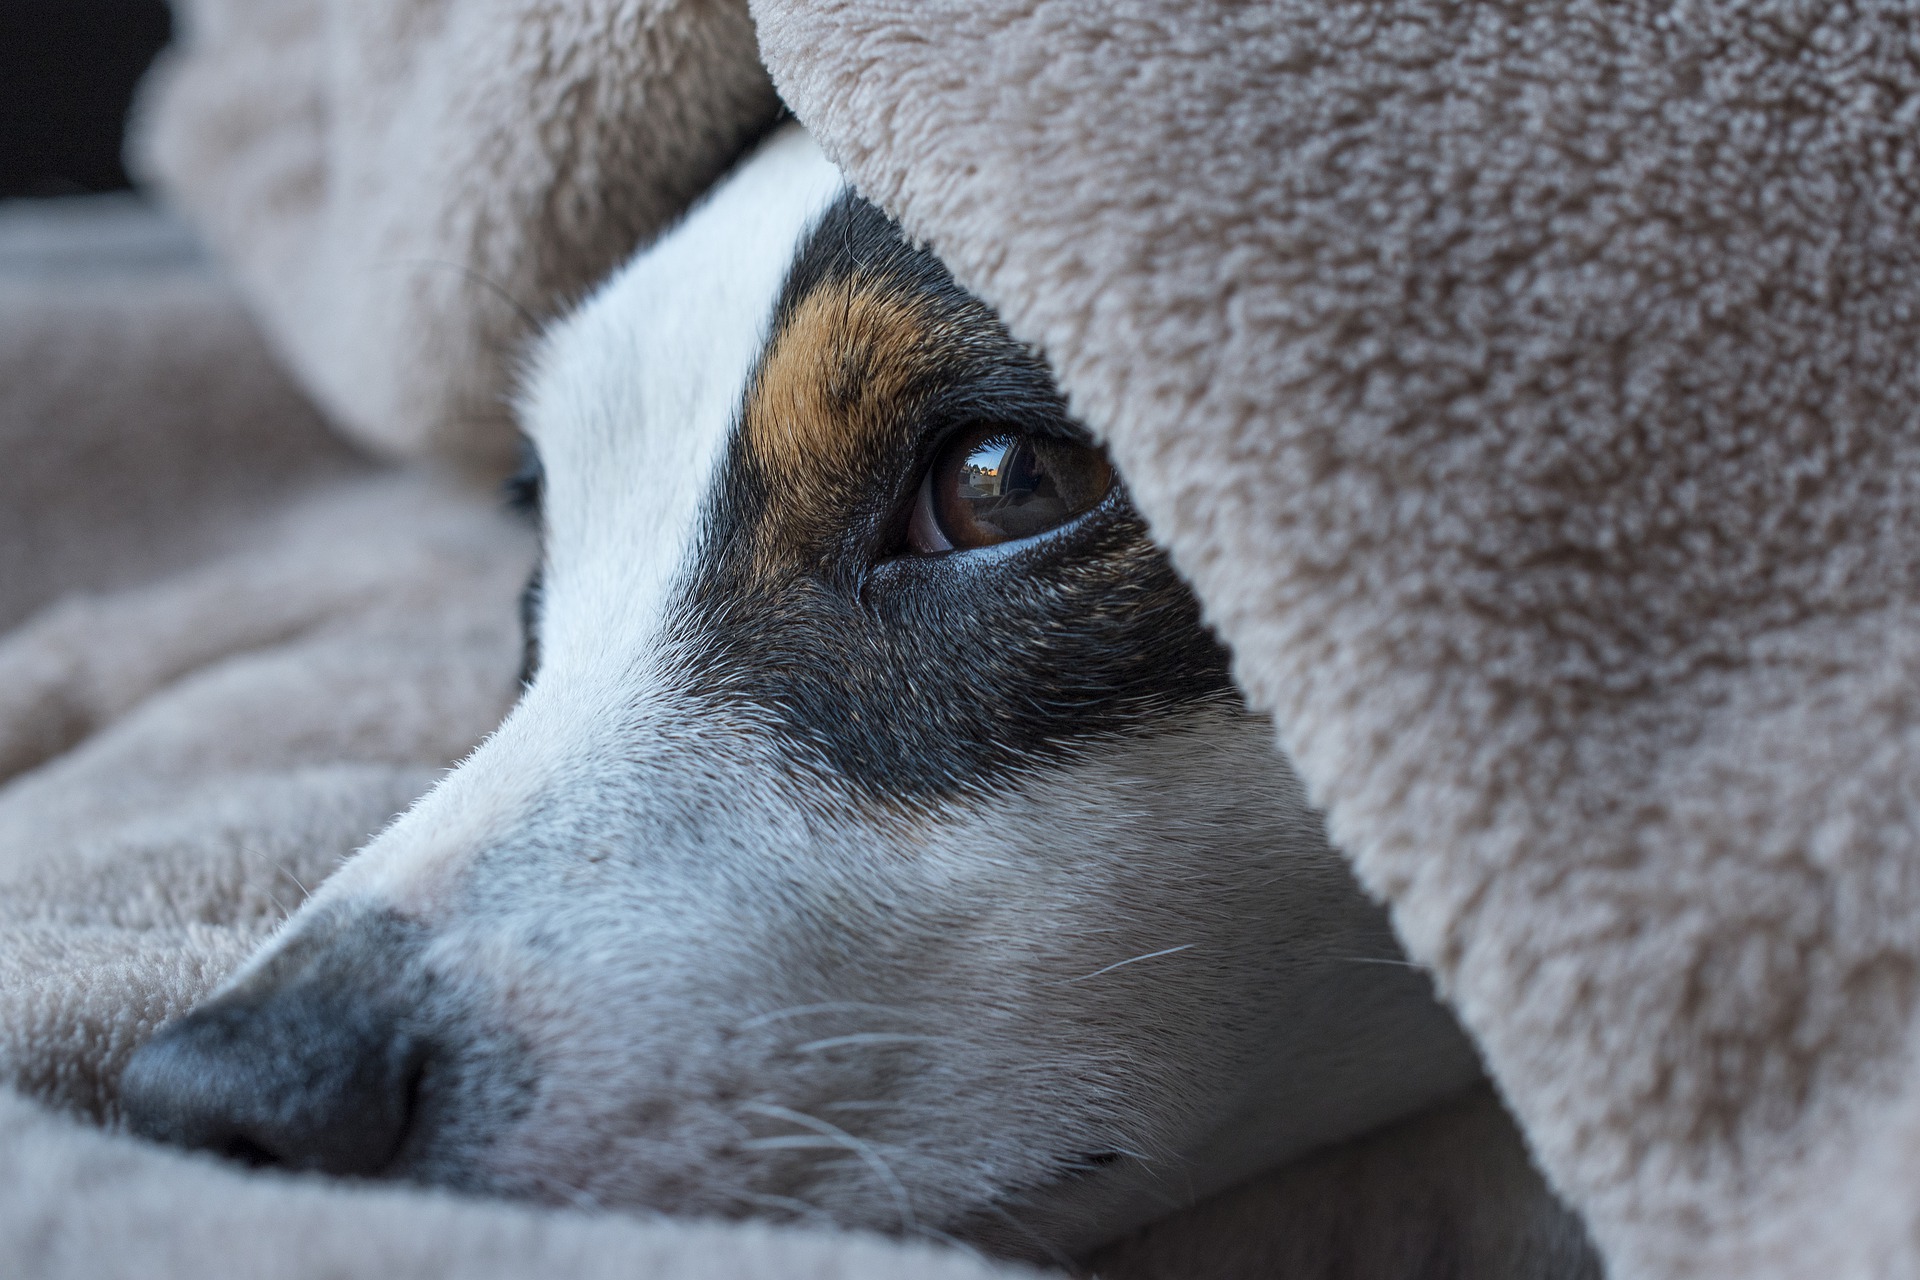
<box><xmin>123</xmin><ymin>128</ymin><xmax>1478</xmax><ymax>1257</ymax></box>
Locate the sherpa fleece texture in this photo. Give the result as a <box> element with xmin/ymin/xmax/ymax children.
<box><xmin>0</xmin><ymin>196</ymin><xmax>361</xmax><ymax>635</ymax></box>
<box><xmin>0</xmin><ymin>1087</ymin><xmax>1037</xmax><ymax>1280</ymax></box>
<box><xmin>9</xmin><ymin>0</ymin><xmax>1919</xmax><ymax>1276</ymax></box>
<box><xmin>135</xmin><ymin>0</ymin><xmax>782</xmax><ymax>469</ymax></box>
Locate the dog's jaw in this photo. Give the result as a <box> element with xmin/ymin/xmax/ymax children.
<box><xmin>122</xmin><ymin>125</ymin><xmax>1483</xmax><ymax>1258</ymax></box>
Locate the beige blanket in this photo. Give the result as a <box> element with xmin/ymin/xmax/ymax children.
<box><xmin>9</xmin><ymin>0</ymin><xmax>1919</xmax><ymax>1275</ymax></box>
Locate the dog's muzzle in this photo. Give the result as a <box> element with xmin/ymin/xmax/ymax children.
<box><xmin>119</xmin><ymin>911</ymin><xmax>449</xmax><ymax>1177</ymax></box>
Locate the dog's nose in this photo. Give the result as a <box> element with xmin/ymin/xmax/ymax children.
<box><xmin>120</xmin><ymin>985</ymin><xmax>424</xmax><ymax>1176</ymax></box>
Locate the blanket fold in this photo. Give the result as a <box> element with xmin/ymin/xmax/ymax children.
<box><xmin>133</xmin><ymin>0</ymin><xmax>782</xmax><ymax>468</ymax></box>
<box><xmin>0</xmin><ymin>1086</ymin><xmax>1032</xmax><ymax>1280</ymax></box>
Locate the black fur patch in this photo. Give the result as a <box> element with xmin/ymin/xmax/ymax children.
<box><xmin>662</xmin><ymin>193</ymin><xmax>1235</xmax><ymax>801</ymax></box>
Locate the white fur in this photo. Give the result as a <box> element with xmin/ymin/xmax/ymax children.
<box><xmin>244</xmin><ymin>127</ymin><xmax>1482</xmax><ymax>1258</ymax></box>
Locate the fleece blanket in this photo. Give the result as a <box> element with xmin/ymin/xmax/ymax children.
<box><xmin>7</xmin><ymin>0</ymin><xmax>1920</xmax><ymax>1276</ymax></box>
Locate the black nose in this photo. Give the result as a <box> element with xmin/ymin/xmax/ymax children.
<box><xmin>120</xmin><ymin>984</ymin><xmax>424</xmax><ymax>1176</ymax></box>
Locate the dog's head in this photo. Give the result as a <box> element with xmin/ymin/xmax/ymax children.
<box><xmin>122</xmin><ymin>127</ymin><xmax>1478</xmax><ymax>1257</ymax></box>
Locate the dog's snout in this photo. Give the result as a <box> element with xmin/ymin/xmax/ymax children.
<box><xmin>120</xmin><ymin>985</ymin><xmax>425</xmax><ymax>1177</ymax></box>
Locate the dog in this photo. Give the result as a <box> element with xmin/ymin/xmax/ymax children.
<box><xmin>120</xmin><ymin>124</ymin><xmax>1489</xmax><ymax>1260</ymax></box>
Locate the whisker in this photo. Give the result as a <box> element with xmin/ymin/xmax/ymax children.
<box><xmin>738</xmin><ymin>1102</ymin><xmax>916</xmax><ymax>1234</ymax></box>
<box><xmin>731</xmin><ymin>1189</ymin><xmax>837</xmax><ymax>1226</ymax></box>
<box><xmin>909</xmin><ymin>1220</ymin><xmax>990</xmax><ymax>1262</ymax></box>
<box><xmin>737</xmin><ymin>1002</ymin><xmax>929</xmax><ymax>1030</ymax></box>
<box><xmin>554</xmin><ymin>1181</ymin><xmax>615</xmax><ymax>1215</ymax></box>
<box><xmin>977</xmin><ymin>1200</ymin><xmax>1075</xmax><ymax>1271</ymax></box>
<box><xmin>1120</xmin><ymin>1146</ymin><xmax>1202</xmax><ymax>1210</ymax></box>
<box><xmin>741</xmin><ymin>1135</ymin><xmax>855</xmax><ymax>1151</ymax></box>
<box><xmin>793</xmin><ymin>1033</ymin><xmax>957</xmax><ymax>1055</ymax></box>
<box><xmin>1059</xmin><ymin>943</ymin><xmax>1196</xmax><ymax>984</ymax></box>
<box><xmin>275</xmin><ymin>864</ymin><xmax>314</xmax><ymax>903</ymax></box>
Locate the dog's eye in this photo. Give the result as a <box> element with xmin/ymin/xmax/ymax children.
<box><xmin>906</xmin><ymin>426</ymin><xmax>1113</xmax><ymax>554</ymax></box>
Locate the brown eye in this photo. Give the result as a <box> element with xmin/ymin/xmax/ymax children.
<box><xmin>906</xmin><ymin>425</ymin><xmax>1114</xmax><ymax>554</ymax></box>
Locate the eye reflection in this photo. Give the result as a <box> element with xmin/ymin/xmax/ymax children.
<box><xmin>907</xmin><ymin>426</ymin><xmax>1114</xmax><ymax>554</ymax></box>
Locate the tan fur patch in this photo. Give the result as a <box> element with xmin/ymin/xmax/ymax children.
<box><xmin>742</xmin><ymin>275</ymin><xmax>937</xmax><ymax>557</ymax></box>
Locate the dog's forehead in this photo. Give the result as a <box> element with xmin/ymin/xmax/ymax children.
<box><xmin>518</xmin><ymin>126</ymin><xmax>847</xmax><ymax>653</ymax></box>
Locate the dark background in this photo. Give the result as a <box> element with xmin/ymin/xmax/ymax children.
<box><xmin>2</xmin><ymin>1</ymin><xmax>174</xmax><ymax>197</ymax></box>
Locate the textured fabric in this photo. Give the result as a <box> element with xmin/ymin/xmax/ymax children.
<box><xmin>0</xmin><ymin>1086</ymin><xmax>1032</xmax><ymax>1280</ymax></box>
<box><xmin>0</xmin><ymin>196</ymin><xmax>362</xmax><ymax>633</ymax></box>
<box><xmin>133</xmin><ymin>0</ymin><xmax>782</xmax><ymax>468</ymax></box>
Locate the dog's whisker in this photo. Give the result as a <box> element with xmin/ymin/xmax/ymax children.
<box><xmin>555</xmin><ymin>1181</ymin><xmax>613</xmax><ymax>1214</ymax></box>
<box><xmin>730</xmin><ymin>1189</ymin><xmax>838</xmax><ymax>1226</ymax></box>
<box><xmin>907</xmin><ymin>1220</ymin><xmax>990</xmax><ymax>1263</ymax></box>
<box><xmin>1115</xmin><ymin>1142</ymin><xmax>1202</xmax><ymax>1207</ymax></box>
<box><xmin>792</xmin><ymin>1032</ymin><xmax>957</xmax><ymax>1055</ymax></box>
<box><xmin>1058</xmin><ymin>943</ymin><xmax>1196</xmax><ymax>985</ymax></box>
<box><xmin>737</xmin><ymin>1101</ymin><xmax>916</xmax><ymax>1234</ymax></box>
<box><xmin>741</xmin><ymin>1134</ymin><xmax>857</xmax><ymax>1151</ymax></box>
<box><xmin>274</xmin><ymin>864</ymin><xmax>314</xmax><ymax>903</ymax></box>
<box><xmin>975</xmin><ymin>1199</ymin><xmax>1075</xmax><ymax>1271</ymax></box>
<box><xmin>737</xmin><ymin>1002</ymin><xmax>929</xmax><ymax>1030</ymax></box>
<box><xmin>1332</xmin><ymin>954</ymin><xmax>1426</xmax><ymax>970</ymax></box>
